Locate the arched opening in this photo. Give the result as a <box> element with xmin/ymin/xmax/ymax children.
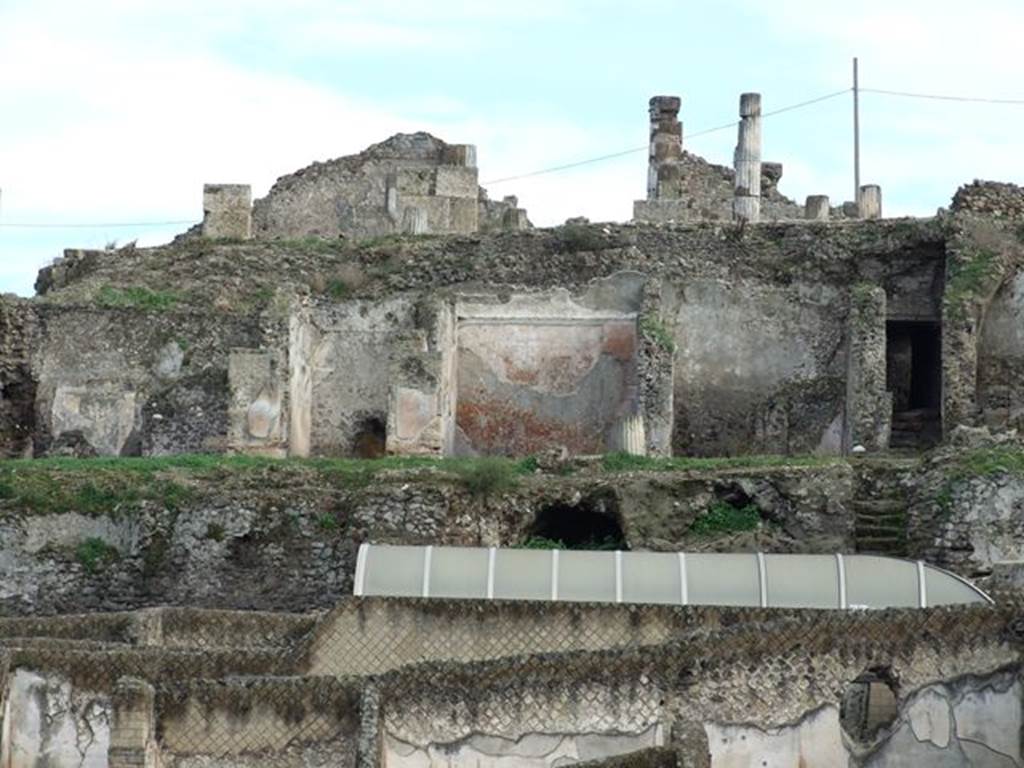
<box><xmin>352</xmin><ymin>415</ymin><xmax>386</xmax><ymax>458</ymax></box>
<box><xmin>840</xmin><ymin>668</ymin><xmax>899</xmax><ymax>745</ymax></box>
<box><xmin>525</xmin><ymin>492</ymin><xmax>627</xmax><ymax>550</ymax></box>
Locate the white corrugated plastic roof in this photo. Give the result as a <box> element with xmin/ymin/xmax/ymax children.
<box><xmin>353</xmin><ymin>544</ymin><xmax>992</xmax><ymax>610</ymax></box>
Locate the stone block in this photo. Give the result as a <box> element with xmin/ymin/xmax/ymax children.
<box><xmin>805</xmin><ymin>195</ymin><xmax>830</xmax><ymax>220</ymax></box>
<box><xmin>51</xmin><ymin>383</ymin><xmax>136</xmax><ymax>456</ymax></box>
<box><xmin>228</xmin><ymin>349</ymin><xmax>284</xmax><ymax>456</ymax></box>
<box><xmin>435</xmin><ymin>166</ymin><xmax>479</xmax><ymax>199</ymax></box>
<box><xmin>387</xmin><ymin>385</ymin><xmax>443</xmax><ymax>455</ymax></box>
<box><xmin>443</xmin><ymin>144</ymin><xmax>477</xmax><ymax>168</ymax></box>
<box><xmin>401</xmin><ymin>206</ymin><xmax>429</xmax><ymax>235</ymax></box>
<box><xmin>449</xmin><ymin>197</ymin><xmax>479</xmax><ymax>233</ymax></box>
<box><xmin>633</xmin><ymin>199</ymin><xmax>695</xmax><ymax>223</ymax></box>
<box><xmin>859</xmin><ymin>184</ymin><xmax>883</xmax><ymax>219</ymax></box>
<box><xmin>502</xmin><ymin>207</ymin><xmax>531</xmax><ymax>231</ymax></box>
<box><xmin>400</xmin><ymin>195</ymin><xmax>452</xmax><ymax>233</ymax></box>
<box><xmin>395</xmin><ymin>168</ymin><xmax>434</xmax><ymax>196</ymax></box>
<box><xmin>202</xmin><ymin>183</ymin><xmax>251</xmax><ymax>239</ymax></box>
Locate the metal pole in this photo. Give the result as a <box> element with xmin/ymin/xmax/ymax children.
<box><xmin>853</xmin><ymin>57</ymin><xmax>861</xmax><ymax>205</ymax></box>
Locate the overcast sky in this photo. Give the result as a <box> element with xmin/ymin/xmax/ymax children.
<box><xmin>2</xmin><ymin>0</ymin><xmax>1022</xmax><ymax>296</ymax></box>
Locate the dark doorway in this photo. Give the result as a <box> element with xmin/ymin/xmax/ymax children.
<box><xmin>840</xmin><ymin>668</ymin><xmax>899</xmax><ymax>745</ymax></box>
<box><xmin>886</xmin><ymin>321</ymin><xmax>942</xmax><ymax>449</ymax></box>
<box><xmin>351</xmin><ymin>415</ymin><xmax>386</xmax><ymax>458</ymax></box>
<box><xmin>526</xmin><ymin>492</ymin><xmax>627</xmax><ymax>550</ymax></box>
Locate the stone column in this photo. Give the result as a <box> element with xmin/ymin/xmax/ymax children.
<box><xmin>844</xmin><ymin>284</ymin><xmax>892</xmax><ymax>452</ymax></box>
<box><xmin>108</xmin><ymin>677</ymin><xmax>159</xmax><ymax>768</ymax></box>
<box><xmin>805</xmin><ymin>195</ymin><xmax>830</xmax><ymax>221</ymax></box>
<box><xmin>202</xmin><ymin>184</ymin><xmax>252</xmax><ymax>239</ymax></box>
<box><xmin>733</xmin><ymin>93</ymin><xmax>762</xmax><ymax>223</ymax></box>
<box><xmin>858</xmin><ymin>185</ymin><xmax>882</xmax><ymax>219</ymax></box>
<box><xmin>0</xmin><ymin>650</ymin><xmax>11</xmax><ymax>768</ymax></box>
<box><xmin>618</xmin><ymin>414</ymin><xmax>647</xmax><ymax>456</ymax></box>
<box><xmin>647</xmin><ymin>96</ymin><xmax>683</xmax><ymax>200</ymax></box>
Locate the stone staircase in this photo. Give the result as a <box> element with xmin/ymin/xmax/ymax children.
<box><xmin>889</xmin><ymin>408</ymin><xmax>941</xmax><ymax>451</ymax></box>
<box><xmin>853</xmin><ymin>463</ymin><xmax>910</xmax><ymax>557</ymax></box>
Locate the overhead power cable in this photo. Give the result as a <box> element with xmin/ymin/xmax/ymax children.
<box><xmin>482</xmin><ymin>88</ymin><xmax>851</xmax><ymax>185</ymax></box>
<box><xmin>0</xmin><ymin>219</ymin><xmax>196</xmax><ymax>229</ymax></box>
<box><xmin>861</xmin><ymin>87</ymin><xmax>1024</xmax><ymax>105</ymax></box>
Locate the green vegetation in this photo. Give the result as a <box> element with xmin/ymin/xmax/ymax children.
<box><xmin>454</xmin><ymin>456</ymin><xmax>525</xmax><ymax>497</ymax></box>
<box><xmin>316</xmin><ymin>513</ymin><xmax>339</xmax><ymax>532</ymax></box>
<box><xmin>953</xmin><ymin>446</ymin><xmax>1024</xmax><ymax>478</ymax></box>
<box><xmin>251</xmin><ymin>286</ymin><xmax>274</xmax><ymax>304</ymax></box>
<box><xmin>75</xmin><ymin>537</ymin><xmax>119</xmax><ymax>574</ymax></box>
<box><xmin>689</xmin><ymin>500</ymin><xmax>761</xmax><ymax>536</ymax></box>
<box><xmin>522</xmin><ymin>535</ymin><xmax>564</xmax><ymax>549</ymax></box>
<box><xmin>327</xmin><ymin>279</ymin><xmax>349</xmax><ymax>299</ymax></box>
<box><xmin>601</xmin><ymin>451</ymin><xmax>837</xmax><ymax>473</ymax></box>
<box><xmin>639</xmin><ymin>314</ymin><xmax>676</xmax><ymax>353</ymax></box>
<box><xmin>945</xmin><ymin>247</ymin><xmax>997</xmax><ymax>320</ymax></box>
<box><xmin>204</xmin><ymin>522</ymin><xmax>226</xmax><ymax>542</ymax></box>
<box><xmin>851</xmin><ymin>282</ymin><xmax>880</xmax><ymax>310</ymax></box>
<box><xmin>521</xmin><ymin>534</ymin><xmax>621</xmax><ymax>551</ymax></box>
<box><xmin>96</xmin><ymin>285</ymin><xmax>182</xmax><ymax>310</ymax></box>
<box><xmin>0</xmin><ymin>461</ymin><xmax>194</xmax><ymax>516</ymax></box>
<box><xmin>356</xmin><ymin>234</ymin><xmax>416</xmax><ymax>250</ymax></box>
<box><xmin>0</xmin><ymin>449</ymin><xmax>853</xmax><ymax>518</ymax></box>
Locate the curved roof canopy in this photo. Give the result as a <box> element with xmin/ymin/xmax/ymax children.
<box><xmin>354</xmin><ymin>544</ymin><xmax>991</xmax><ymax>610</ymax></box>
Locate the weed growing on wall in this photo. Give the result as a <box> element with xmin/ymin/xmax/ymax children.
<box><xmin>96</xmin><ymin>285</ymin><xmax>182</xmax><ymax>310</ymax></box>
<box><xmin>954</xmin><ymin>446</ymin><xmax>1024</xmax><ymax>478</ymax></box>
<box><xmin>521</xmin><ymin>534</ymin><xmax>621</xmax><ymax>551</ymax></box>
<box><xmin>75</xmin><ymin>537</ymin><xmax>120</xmax><ymax>574</ymax></box>
<box><xmin>317</xmin><ymin>513</ymin><xmax>339</xmax><ymax>532</ymax></box>
<box><xmin>639</xmin><ymin>314</ymin><xmax>675</xmax><ymax>353</ymax></box>
<box><xmin>522</xmin><ymin>536</ymin><xmax>564</xmax><ymax>549</ymax></box>
<box><xmin>601</xmin><ymin>452</ymin><xmax>836</xmax><ymax>473</ymax></box>
<box><xmin>689</xmin><ymin>501</ymin><xmax>761</xmax><ymax>536</ymax></box>
<box><xmin>455</xmin><ymin>457</ymin><xmax>521</xmax><ymax>497</ymax></box>
<box><xmin>327</xmin><ymin>279</ymin><xmax>349</xmax><ymax>299</ymax></box>
<box><xmin>945</xmin><ymin>247</ymin><xmax>997</xmax><ymax>320</ymax></box>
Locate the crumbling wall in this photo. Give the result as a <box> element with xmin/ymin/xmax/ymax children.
<box><xmin>1</xmin><ymin>669</ymin><xmax>109</xmax><ymax>768</ymax></box>
<box><xmin>978</xmin><ymin>268</ymin><xmax>1024</xmax><ymax>429</ymax></box>
<box><xmin>370</xmin><ymin>605</ymin><xmax>1020</xmax><ymax>768</ymax></box>
<box><xmin>157</xmin><ymin>678</ymin><xmax>359</xmax><ymax>768</ymax></box>
<box><xmin>851</xmin><ymin>669</ymin><xmax>1023</xmax><ymax>767</ymax></box>
<box><xmin>951</xmin><ymin>179</ymin><xmax>1024</xmax><ymax>219</ymax></box>
<box><xmin>454</xmin><ymin>278</ymin><xmax>643</xmax><ymax>456</ymax></box>
<box><xmin>635</xmin><ymin>152</ymin><xmax>804</xmax><ymax>224</ymax></box>
<box><xmin>664</xmin><ymin>278</ymin><xmax>846</xmax><ymax>456</ymax></box>
<box><xmin>29</xmin><ymin>306</ymin><xmax>267</xmax><ymax>457</ymax></box>
<box><xmin>252</xmin><ymin>133</ymin><xmax>496</xmax><ymax>240</ymax></box>
<box><xmin>0</xmin><ymin>299</ymin><xmax>38</xmax><ymax>458</ymax></box>
<box><xmin>296</xmin><ymin>298</ymin><xmax>426</xmax><ymax>456</ymax></box>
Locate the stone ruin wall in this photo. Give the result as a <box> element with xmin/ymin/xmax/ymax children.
<box><xmin>10</xmin><ymin>213</ymin><xmax>1001</xmax><ymax>464</ymax></box>
<box><xmin>249</xmin><ymin>132</ymin><xmax>530</xmax><ymax>241</ymax></box>
<box><xmin>3</xmin><ymin>600</ymin><xmax>1021</xmax><ymax>768</ymax></box>
<box><xmin>633</xmin><ymin>95</ymin><xmax>859</xmax><ymax>224</ymax></box>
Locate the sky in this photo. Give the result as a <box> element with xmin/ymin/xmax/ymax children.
<box><xmin>1</xmin><ymin>0</ymin><xmax>1023</xmax><ymax>296</ymax></box>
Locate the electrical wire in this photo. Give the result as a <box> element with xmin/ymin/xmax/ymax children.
<box><xmin>861</xmin><ymin>87</ymin><xmax>1024</xmax><ymax>105</ymax></box>
<box><xmin>0</xmin><ymin>219</ymin><xmax>196</xmax><ymax>229</ymax></box>
<box><xmin>7</xmin><ymin>84</ymin><xmax>1022</xmax><ymax>226</ymax></box>
<box><xmin>482</xmin><ymin>88</ymin><xmax>851</xmax><ymax>185</ymax></box>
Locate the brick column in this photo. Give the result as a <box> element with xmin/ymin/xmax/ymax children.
<box><xmin>108</xmin><ymin>677</ymin><xmax>159</xmax><ymax>768</ymax></box>
<box><xmin>647</xmin><ymin>96</ymin><xmax>683</xmax><ymax>200</ymax></box>
<box><xmin>202</xmin><ymin>184</ymin><xmax>252</xmax><ymax>239</ymax></box>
